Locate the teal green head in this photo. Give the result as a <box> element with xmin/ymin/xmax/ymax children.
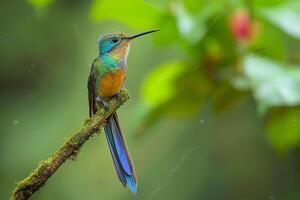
<box><xmin>97</xmin><ymin>29</ymin><xmax>159</xmax><ymax>59</ymax></box>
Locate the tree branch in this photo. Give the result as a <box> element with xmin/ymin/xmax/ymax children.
<box><xmin>10</xmin><ymin>89</ymin><xmax>130</xmax><ymax>200</ymax></box>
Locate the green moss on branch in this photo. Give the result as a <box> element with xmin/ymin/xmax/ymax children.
<box><xmin>10</xmin><ymin>89</ymin><xmax>130</xmax><ymax>200</ymax></box>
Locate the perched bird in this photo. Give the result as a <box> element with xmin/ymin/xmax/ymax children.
<box><xmin>87</xmin><ymin>30</ymin><xmax>159</xmax><ymax>194</ymax></box>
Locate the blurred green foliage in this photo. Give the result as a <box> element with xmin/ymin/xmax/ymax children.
<box><xmin>116</xmin><ymin>0</ymin><xmax>300</xmax><ymax>154</ymax></box>
<box><xmin>259</xmin><ymin>3</ymin><xmax>300</xmax><ymax>40</ymax></box>
<box><xmin>26</xmin><ymin>0</ymin><xmax>55</xmax><ymax>8</ymax></box>
<box><xmin>267</xmin><ymin>107</ymin><xmax>300</xmax><ymax>152</ymax></box>
<box><xmin>1</xmin><ymin>0</ymin><xmax>300</xmax><ymax>199</ymax></box>
<box><xmin>90</xmin><ymin>0</ymin><xmax>160</xmax><ymax>29</ymax></box>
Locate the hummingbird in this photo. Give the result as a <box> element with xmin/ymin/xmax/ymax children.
<box><xmin>87</xmin><ymin>29</ymin><xmax>159</xmax><ymax>194</ymax></box>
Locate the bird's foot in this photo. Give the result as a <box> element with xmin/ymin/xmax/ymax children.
<box><xmin>114</xmin><ymin>92</ymin><xmax>121</xmax><ymax>98</ymax></box>
<box><xmin>95</xmin><ymin>96</ymin><xmax>109</xmax><ymax>111</ymax></box>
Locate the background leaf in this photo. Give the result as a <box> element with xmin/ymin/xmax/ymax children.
<box><xmin>171</xmin><ymin>2</ymin><xmax>206</xmax><ymax>44</ymax></box>
<box><xmin>267</xmin><ymin>107</ymin><xmax>300</xmax><ymax>152</ymax></box>
<box><xmin>142</xmin><ymin>61</ymin><xmax>186</xmax><ymax>107</ymax></box>
<box><xmin>26</xmin><ymin>0</ymin><xmax>55</xmax><ymax>8</ymax></box>
<box><xmin>90</xmin><ymin>0</ymin><xmax>161</xmax><ymax>29</ymax></box>
<box><xmin>142</xmin><ymin>60</ymin><xmax>212</xmax><ymax>119</ymax></box>
<box><xmin>259</xmin><ymin>2</ymin><xmax>300</xmax><ymax>40</ymax></box>
<box><xmin>241</xmin><ymin>54</ymin><xmax>300</xmax><ymax>112</ymax></box>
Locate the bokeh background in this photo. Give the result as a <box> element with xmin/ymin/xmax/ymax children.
<box><xmin>1</xmin><ymin>0</ymin><xmax>300</xmax><ymax>199</ymax></box>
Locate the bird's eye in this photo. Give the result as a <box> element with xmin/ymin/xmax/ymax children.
<box><xmin>112</xmin><ymin>37</ymin><xmax>119</xmax><ymax>43</ymax></box>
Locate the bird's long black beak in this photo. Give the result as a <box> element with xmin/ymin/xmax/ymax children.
<box><xmin>126</xmin><ymin>29</ymin><xmax>159</xmax><ymax>40</ymax></box>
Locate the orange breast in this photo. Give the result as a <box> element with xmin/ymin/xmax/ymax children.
<box><xmin>98</xmin><ymin>69</ymin><xmax>126</xmax><ymax>98</ymax></box>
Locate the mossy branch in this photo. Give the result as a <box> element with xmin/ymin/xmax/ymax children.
<box><xmin>10</xmin><ymin>89</ymin><xmax>130</xmax><ymax>200</ymax></box>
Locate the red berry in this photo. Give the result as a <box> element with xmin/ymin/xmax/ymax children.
<box><xmin>230</xmin><ymin>10</ymin><xmax>251</xmax><ymax>41</ymax></box>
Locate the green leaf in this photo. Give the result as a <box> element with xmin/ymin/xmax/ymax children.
<box><xmin>161</xmin><ymin>68</ymin><xmax>211</xmax><ymax>117</ymax></box>
<box><xmin>145</xmin><ymin>0</ymin><xmax>171</xmax><ymax>11</ymax></box>
<box><xmin>267</xmin><ymin>107</ymin><xmax>300</xmax><ymax>152</ymax></box>
<box><xmin>170</xmin><ymin>2</ymin><xmax>219</xmax><ymax>45</ymax></box>
<box><xmin>90</xmin><ymin>0</ymin><xmax>161</xmax><ymax>29</ymax></box>
<box><xmin>26</xmin><ymin>0</ymin><xmax>54</xmax><ymax>8</ymax></box>
<box><xmin>259</xmin><ymin>3</ymin><xmax>300</xmax><ymax>40</ymax></box>
<box><xmin>142</xmin><ymin>61</ymin><xmax>186</xmax><ymax>107</ymax></box>
<box><xmin>171</xmin><ymin>2</ymin><xmax>206</xmax><ymax>44</ymax></box>
<box><xmin>241</xmin><ymin>54</ymin><xmax>300</xmax><ymax>112</ymax></box>
<box><xmin>142</xmin><ymin>61</ymin><xmax>212</xmax><ymax>118</ymax></box>
<box><xmin>253</xmin><ymin>0</ymin><xmax>284</xmax><ymax>7</ymax></box>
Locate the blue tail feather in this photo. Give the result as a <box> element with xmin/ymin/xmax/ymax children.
<box><xmin>125</xmin><ymin>174</ymin><xmax>137</xmax><ymax>194</ymax></box>
<box><xmin>104</xmin><ymin>126</ymin><xmax>126</xmax><ymax>186</ymax></box>
<box><xmin>109</xmin><ymin>115</ymin><xmax>132</xmax><ymax>175</ymax></box>
<box><xmin>104</xmin><ymin>113</ymin><xmax>137</xmax><ymax>194</ymax></box>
